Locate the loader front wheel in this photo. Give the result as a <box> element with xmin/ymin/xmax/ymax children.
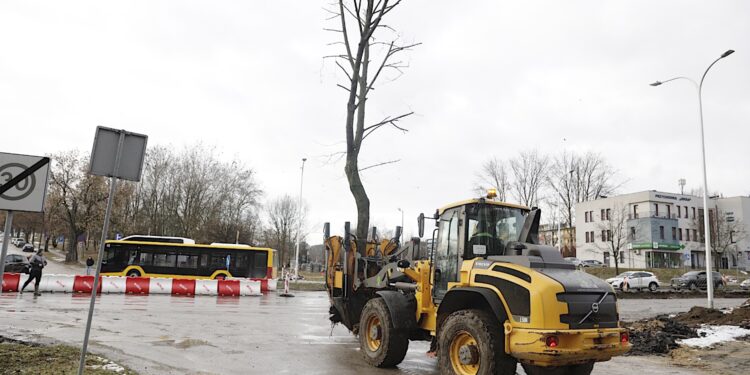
<box><xmin>359</xmin><ymin>298</ymin><xmax>409</xmax><ymax>367</ymax></box>
<box><xmin>438</xmin><ymin>310</ymin><xmax>516</xmax><ymax>375</ymax></box>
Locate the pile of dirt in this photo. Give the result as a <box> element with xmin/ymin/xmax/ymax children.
<box><xmin>626</xmin><ymin>299</ymin><xmax>750</xmax><ymax>356</ymax></box>
<box><xmin>626</xmin><ymin>316</ymin><xmax>697</xmax><ymax>355</ymax></box>
<box><xmin>674</xmin><ymin>300</ymin><xmax>750</xmax><ymax>329</ymax></box>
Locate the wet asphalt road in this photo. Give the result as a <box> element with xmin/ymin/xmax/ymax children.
<box><xmin>2</xmin><ymin>291</ymin><xmax>741</xmax><ymax>375</ymax></box>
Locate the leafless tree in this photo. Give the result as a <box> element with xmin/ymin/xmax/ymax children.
<box><xmin>595</xmin><ymin>205</ymin><xmax>629</xmax><ymax>275</ymax></box>
<box><xmin>707</xmin><ymin>209</ymin><xmax>747</xmax><ymax>271</ymax></box>
<box><xmin>509</xmin><ymin>150</ymin><xmax>549</xmax><ymax>207</ymax></box>
<box><xmin>548</xmin><ymin>151</ymin><xmax>620</xmax><ymax>227</ymax></box>
<box><xmin>47</xmin><ymin>150</ymin><xmax>107</xmax><ymax>262</ymax></box>
<box><xmin>264</xmin><ymin>195</ymin><xmax>307</xmax><ymax>267</ymax></box>
<box><xmin>474</xmin><ymin>157</ymin><xmax>510</xmax><ymax>201</ymax></box>
<box><xmin>572</xmin><ymin>151</ymin><xmax>620</xmax><ymax>203</ymax></box>
<box><xmin>328</xmin><ymin>0</ymin><xmax>418</xmax><ymax>254</ymax></box>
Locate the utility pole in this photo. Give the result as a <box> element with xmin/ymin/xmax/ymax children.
<box><xmin>294</xmin><ymin>158</ymin><xmax>307</xmax><ymax>279</ymax></box>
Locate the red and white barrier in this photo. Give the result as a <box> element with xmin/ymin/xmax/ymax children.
<box><xmin>239</xmin><ymin>279</ymin><xmax>261</xmax><ymax>296</ymax></box>
<box><xmin>39</xmin><ymin>275</ymin><xmax>75</xmax><ymax>293</ymax></box>
<box><xmin>1</xmin><ymin>273</ymin><xmax>264</xmax><ymax>296</ymax></box>
<box><xmin>126</xmin><ymin>277</ymin><xmax>150</xmax><ymax>294</ymax></box>
<box><xmin>195</xmin><ymin>279</ymin><xmax>217</xmax><ymax>296</ymax></box>
<box><xmin>101</xmin><ymin>276</ymin><xmax>127</xmax><ymax>294</ymax></box>
<box><xmin>149</xmin><ymin>278</ymin><xmax>172</xmax><ymax>294</ymax></box>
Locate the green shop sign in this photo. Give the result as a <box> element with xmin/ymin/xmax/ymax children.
<box><xmin>629</xmin><ymin>242</ymin><xmax>685</xmax><ymax>250</ymax></box>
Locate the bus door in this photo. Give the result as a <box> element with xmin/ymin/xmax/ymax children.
<box><xmin>251</xmin><ymin>251</ymin><xmax>268</xmax><ymax>279</ymax></box>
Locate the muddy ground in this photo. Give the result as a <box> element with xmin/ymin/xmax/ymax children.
<box><xmin>626</xmin><ymin>299</ymin><xmax>750</xmax><ymax>374</ymax></box>
<box><xmin>0</xmin><ymin>335</ymin><xmax>136</xmax><ymax>374</ymax></box>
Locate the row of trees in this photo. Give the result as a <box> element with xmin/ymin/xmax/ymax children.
<box><xmin>7</xmin><ymin>144</ymin><xmax>307</xmax><ymax>267</ymax></box>
<box><xmin>475</xmin><ymin>150</ymin><xmax>620</xmax><ymax>227</ymax></box>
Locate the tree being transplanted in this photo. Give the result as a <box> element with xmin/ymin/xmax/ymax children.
<box><xmin>329</xmin><ymin>0</ymin><xmax>418</xmax><ymax>254</ymax></box>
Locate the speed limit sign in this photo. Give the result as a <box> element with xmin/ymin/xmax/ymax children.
<box><xmin>0</xmin><ymin>152</ymin><xmax>50</xmax><ymax>212</ymax></box>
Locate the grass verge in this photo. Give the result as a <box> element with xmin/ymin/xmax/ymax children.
<box><xmin>0</xmin><ymin>336</ymin><xmax>136</xmax><ymax>375</ymax></box>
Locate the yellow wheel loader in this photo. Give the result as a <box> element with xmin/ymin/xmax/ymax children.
<box><xmin>324</xmin><ymin>193</ymin><xmax>630</xmax><ymax>375</ymax></box>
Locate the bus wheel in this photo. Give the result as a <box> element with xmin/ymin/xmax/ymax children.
<box><xmin>359</xmin><ymin>298</ymin><xmax>409</xmax><ymax>368</ymax></box>
<box><xmin>127</xmin><ymin>270</ymin><xmax>141</xmax><ymax>277</ymax></box>
<box><xmin>438</xmin><ymin>310</ymin><xmax>516</xmax><ymax>375</ymax></box>
<box><xmin>522</xmin><ymin>362</ymin><xmax>594</xmax><ymax>375</ymax></box>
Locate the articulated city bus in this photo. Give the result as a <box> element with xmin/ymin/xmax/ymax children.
<box><xmin>100</xmin><ymin>236</ymin><xmax>278</xmax><ymax>282</ymax></box>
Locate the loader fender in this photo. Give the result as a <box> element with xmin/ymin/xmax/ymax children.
<box><xmin>437</xmin><ymin>287</ymin><xmax>508</xmax><ymax>330</ymax></box>
<box><xmin>375</xmin><ymin>290</ymin><xmax>417</xmax><ymax>330</ymax></box>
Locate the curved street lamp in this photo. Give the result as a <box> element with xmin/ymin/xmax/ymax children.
<box><xmin>650</xmin><ymin>49</ymin><xmax>734</xmax><ymax>309</ymax></box>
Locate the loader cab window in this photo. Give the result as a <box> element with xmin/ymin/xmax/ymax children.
<box><xmin>466</xmin><ymin>204</ymin><xmax>526</xmax><ymax>258</ymax></box>
<box><xmin>433</xmin><ymin>208</ymin><xmax>461</xmax><ymax>301</ymax></box>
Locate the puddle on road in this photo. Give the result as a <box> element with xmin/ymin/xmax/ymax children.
<box><xmin>152</xmin><ymin>338</ymin><xmax>214</xmax><ymax>349</ymax></box>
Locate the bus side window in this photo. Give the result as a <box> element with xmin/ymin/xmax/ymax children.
<box><xmin>139</xmin><ymin>252</ymin><xmax>153</xmax><ymax>266</ymax></box>
<box><xmin>177</xmin><ymin>253</ymin><xmax>198</xmax><ymax>268</ymax></box>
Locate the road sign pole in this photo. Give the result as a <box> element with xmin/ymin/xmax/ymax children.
<box><xmin>0</xmin><ymin>210</ymin><xmax>14</xmax><ymax>288</ymax></box>
<box><xmin>77</xmin><ymin>133</ymin><xmax>124</xmax><ymax>375</ymax></box>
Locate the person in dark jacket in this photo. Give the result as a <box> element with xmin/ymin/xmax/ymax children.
<box><xmin>86</xmin><ymin>256</ymin><xmax>95</xmax><ymax>275</ymax></box>
<box><xmin>20</xmin><ymin>249</ymin><xmax>47</xmax><ymax>296</ymax></box>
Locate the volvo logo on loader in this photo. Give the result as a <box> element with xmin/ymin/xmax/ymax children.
<box><xmin>591</xmin><ymin>302</ymin><xmax>600</xmax><ymax>314</ymax></box>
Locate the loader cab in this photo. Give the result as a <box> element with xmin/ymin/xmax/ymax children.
<box><xmin>430</xmin><ymin>198</ymin><xmax>530</xmax><ymax>300</ymax></box>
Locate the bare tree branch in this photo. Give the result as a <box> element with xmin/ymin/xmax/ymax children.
<box><xmin>358</xmin><ymin>159</ymin><xmax>401</xmax><ymax>172</ymax></box>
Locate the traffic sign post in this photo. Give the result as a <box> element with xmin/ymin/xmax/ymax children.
<box><xmin>0</xmin><ymin>152</ymin><xmax>51</xmax><ymax>289</ymax></box>
<box><xmin>78</xmin><ymin>127</ymin><xmax>147</xmax><ymax>375</ymax></box>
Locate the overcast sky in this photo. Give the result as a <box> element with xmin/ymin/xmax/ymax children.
<box><xmin>1</xmin><ymin>1</ymin><xmax>748</xmax><ymax>244</ymax></box>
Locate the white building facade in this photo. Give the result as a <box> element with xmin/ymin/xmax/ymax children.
<box><xmin>575</xmin><ymin>191</ymin><xmax>750</xmax><ymax>270</ymax></box>
<box><xmin>714</xmin><ymin>196</ymin><xmax>750</xmax><ymax>270</ymax></box>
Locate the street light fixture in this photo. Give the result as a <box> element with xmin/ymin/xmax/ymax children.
<box><xmin>650</xmin><ymin>49</ymin><xmax>734</xmax><ymax>308</ymax></box>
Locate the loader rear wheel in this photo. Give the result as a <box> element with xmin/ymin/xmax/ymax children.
<box><xmin>358</xmin><ymin>298</ymin><xmax>409</xmax><ymax>367</ymax></box>
<box><xmin>438</xmin><ymin>309</ymin><xmax>516</xmax><ymax>375</ymax></box>
<box><xmin>522</xmin><ymin>362</ymin><xmax>595</xmax><ymax>375</ymax></box>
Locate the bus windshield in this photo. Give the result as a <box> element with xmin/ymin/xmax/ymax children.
<box><xmin>466</xmin><ymin>203</ymin><xmax>527</xmax><ymax>256</ymax></box>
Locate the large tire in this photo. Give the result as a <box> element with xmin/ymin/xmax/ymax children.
<box><xmin>648</xmin><ymin>282</ymin><xmax>658</xmax><ymax>292</ymax></box>
<box><xmin>127</xmin><ymin>270</ymin><xmax>141</xmax><ymax>277</ymax></box>
<box><xmin>688</xmin><ymin>282</ymin><xmax>698</xmax><ymax>291</ymax></box>
<box><xmin>523</xmin><ymin>362</ymin><xmax>594</xmax><ymax>375</ymax></box>
<box><xmin>358</xmin><ymin>298</ymin><xmax>409</xmax><ymax>368</ymax></box>
<box><xmin>438</xmin><ymin>310</ymin><xmax>516</xmax><ymax>375</ymax></box>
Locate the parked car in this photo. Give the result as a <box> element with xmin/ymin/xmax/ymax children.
<box><xmin>671</xmin><ymin>271</ymin><xmax>725</xmax><ymax>290</ymax></box>
<box><xmin>581</xmin><ymin>259</ymin><xmax>606</xmax><ymax>268</ymax></box>
<box><xmin>740</xmin><ymin>279</ymin><xmax>750</xmax><ymax>290</ymax></box>
<box><xmin>11</xmin><ymin>238</ymin><xmax>26</xmax><ymax>247</ymax></box>
<box><xmin>563</xmin><ymin>257</ymin><xmax>583</xmax><ymax>268</ymax></box>
<box><xmin>4</xmin><ymin>254</ymin><xmax>30</xmax><ymax>274</ymax></box>
<box><xmin>606</xmin><ymin>271</ymin><xmax>660</xmax><ymax>291</ymax></box>
<box><xmin>21</xmin><ymin>243</ymin><xmax>35</xmax><ymax>252</ymax></box>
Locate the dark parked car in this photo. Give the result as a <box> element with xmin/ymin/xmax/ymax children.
<box><xmin>4</xmin><ymin>254</ymin><xmax>30</xmax><ymax>274</ymax></box>
<box><xmin>671</xmin><ymin>271</ymin><xmax>725</xmax><ymax>290</ymax></box>
<box><xmin>21</xmin><ymin>243</ymin><xmax>35</xmax><ymax>252</ymax></box>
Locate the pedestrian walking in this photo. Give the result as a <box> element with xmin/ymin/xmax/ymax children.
<box><xmin>86</xmin><ymin>256</ymin><xmax>94</xmax><ymax>275</ymax></box>
<box><xmin>20</xmin><ymin>249</ymin><xmax>47</xmax><ymax>296</ymax></box>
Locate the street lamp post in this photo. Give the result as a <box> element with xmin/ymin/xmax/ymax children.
<box><xmin>294</xmin><ymin>158</ymin><xmax>307</xmax><ymax>279</ymax></box>
<box><xmin>397</xmin><ymin>208</ymin><xmax>404</xmax><ymax>244</ymax></box>
<box><xmin>650</xmin><ymin>49</ymin><xmax>734</xmax><ymax>309</ymax></box>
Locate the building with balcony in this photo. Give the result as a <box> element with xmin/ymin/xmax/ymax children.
<box><xmin>575</xmin><ymin>190</ymin><xmax>705</xmax><ymax>269</ymax></box>
<box><xmin>538</xmin><ymin>224</ymin><xmax>576</xmax><ymax>257</ymax></box>
<box><xmin>575</xmin><ymin>191</ymin><xmax>750</xmax><ymax>270</ymax></box>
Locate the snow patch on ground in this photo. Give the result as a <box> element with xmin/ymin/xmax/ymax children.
<box><xmin>90</xmin><ymin>357</ymin><xmax>126</xmax><ymax>373</ymax></box>
<box><xmin>678</xmin><ymin>325</ymin><xmax>750</xmax><ymax>348</ymax></box>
